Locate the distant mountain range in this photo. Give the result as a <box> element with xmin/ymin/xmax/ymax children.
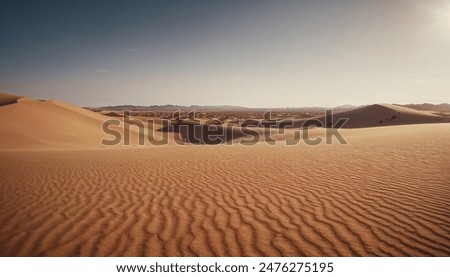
<box><xmin>91</xmin><ymin>104</ymin><xmax>249</xmax><ymax>111</ymax></box>
<box><xmin>398</xmin><ymin>103</ymin><xmax>450</xmax><ymax>112</ymax></box>
<box><xmin>89</xmin><ymin>104</ymin><xmax>362</xmax><ymax>113</ymax></box>
<box><xmin>89</xmin><ymin>103</ymin><xmax>450</xmax><ymax>114</ymax></box>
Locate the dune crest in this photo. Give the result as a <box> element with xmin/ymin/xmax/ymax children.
<box><xmin>309</xmin><ymin>103</ymin><xmax>450</xmax><ymax>128</ymax></box>
<box><xmin>0</xmin><ymin>93</ymin><xmax>151</xmax><ymax>149</ymax></box>
<box><xmin>0</xmin><ymin>92</ymin><xmax>22</xmax><ymax>107</ymax></box>
<box><xmin>0</xmin><ymin>94</ymin><xmax>108</xmax><ymax>149</ymax></box>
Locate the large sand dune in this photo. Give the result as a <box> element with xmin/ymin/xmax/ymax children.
<box><xmin>0</xmin><ymin>93</ymin><xmax>150</xmax><ymax>149</ymax></box>
<box><xmin>334</xmin><ymin>103</ymin><xmax>450</xmax><ymax>127</ymax></box>
<box><xmin>290</xmin><ymin>103</ymin><xmax>450</xmax><ymax>129</ymax></box>
<box><xmin>0</xmin><ymin>93</ymin><xmax>449</xmax><ymax>256</ymax></box>
<box><xmin>0</xmin><ymin>94</ymin><xmax>109</xmax><ymax>149</ymax></box>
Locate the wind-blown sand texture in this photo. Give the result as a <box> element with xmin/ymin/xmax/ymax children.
<box><xmin>0</xmin><ymin>93</ymin><xmax>449</xmax><ymax>256</ymax></box>
<box><xmin>1</xmin><ymin>123</ymin><xmax>449</xmax><ymax>256</ymax></box>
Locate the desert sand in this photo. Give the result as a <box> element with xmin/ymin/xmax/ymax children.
<box><xmin>0</xmin><ymin>93</ymin><xmax>449</xmax><ymax>256</ymax></box>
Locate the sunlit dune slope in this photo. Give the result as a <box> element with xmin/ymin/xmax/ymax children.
<box><xmin>319</xmin><ymin>104</ymin><xmax>450</xmax><ymax>128</ymax></box>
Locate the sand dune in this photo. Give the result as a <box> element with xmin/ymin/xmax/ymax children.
<box><xmin>1</xmin><ymin>93</ymin><xmax>449</xmax><ymax>148</ymax></box>
<box><xmin>0</xmin><ymin>92</ymin><xmax>22</xmax><ymax>107</ymax></box>
<box><xmin>0</xmin><ymin>94</ymin><xmax>107</xmax><ymax>149</ymax></box>
<box><xmin>0</xmin><ymin>93</ymin><xmax>449</xmax><ymax>256</ymax></box>
<box><xmin>0</xmin><ymin>93</ymin><xmax>150</xmax><ymax>150</ymax></box>
<box><xmin>289</xmin><ymin>103</ymin><xmax>450</xmax><ymax>129</ymax></box>
<box><xmin>158</xmin><ymin>119</ymin><xmax>272</xmax><ymax>145</ymax></box>
<box><xmin>0</xmin><ymin>94</ymin><xmax>325</xmax><ymax>148</ymax></box>
<box><xmin>0</xmin><ymin>124</ymin><xmax>449</xmax><ymax>256</ymax></box>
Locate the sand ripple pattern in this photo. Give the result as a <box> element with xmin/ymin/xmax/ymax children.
<box><xmin>0</xmin><ymin>126</ymin><xmax>449</xmax><ymax>256</ymax></box>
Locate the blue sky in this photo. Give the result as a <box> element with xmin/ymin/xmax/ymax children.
<box><xmin>1</xmin><ymin>0</ymin><xmax>449</xmax><ymax>107</ymax></box>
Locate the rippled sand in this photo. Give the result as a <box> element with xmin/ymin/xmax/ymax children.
<box><xmin>1</xmin><ymin>124</ymin><xmax>449</xmax><ymax>256</ymax></box>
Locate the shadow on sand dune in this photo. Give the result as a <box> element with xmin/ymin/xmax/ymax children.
<box><xmin>158</xmin><ymin>119</ymin><xmax>252</xmax><ymax>144</ymax></box>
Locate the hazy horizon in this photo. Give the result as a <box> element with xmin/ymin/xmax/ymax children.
<box><xmin>82</xmin><ymin>101</ymin><xmax>450</xmax><ymax>109</ymax></box>
<box><xmin>1</xmin><ymin>0</ymin><xmax>450</xmax><ymax>108</ymax></box>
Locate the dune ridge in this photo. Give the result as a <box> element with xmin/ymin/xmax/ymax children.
<box><xmin>0</xmin><ymin>92</ymin><xmax>22</xmax><ymax>107</ymax></box>
<box><xmin>293</xmin><ymin>103</ymin><xmax>450</xmax><ymax>129</ymax></box>
<box><xmin>0</xmin><ymin>94</ymin><xmax>151</xmax><ymax>149</ymax></box>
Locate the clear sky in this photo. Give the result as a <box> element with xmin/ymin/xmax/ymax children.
<box><xmin>1</xmin><ymin>0</ymin><xmax>449</xmax><ymax>107</ymax></box>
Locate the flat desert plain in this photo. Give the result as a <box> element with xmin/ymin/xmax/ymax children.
<box><xmin>0</xmin><ymin>93</ymin><xmax>449</xmax><ymax>256</ymax></box>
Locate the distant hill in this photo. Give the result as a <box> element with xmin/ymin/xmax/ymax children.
<box><xmin>399</xmin><ymin>103</ymin><xmax>450</xmax><ymax>113</ymax></box>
